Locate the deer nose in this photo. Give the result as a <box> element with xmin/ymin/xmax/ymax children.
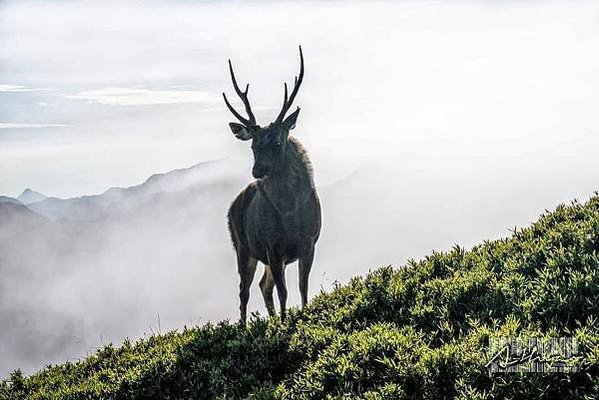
<box><xmin>252</xmin><ymin>165</ymin><xmax>267</xmax><ymax>178</ymax></box>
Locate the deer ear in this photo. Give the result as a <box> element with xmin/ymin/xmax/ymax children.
<box><xmin>282</xmin><ymin>108</ymin><xmax>300</xmax><ymax>131</ymax></box>
<box><xmin>229</xmin><ymin>123</ymin><xmax>253</xmax><ymax>141</ymax></box>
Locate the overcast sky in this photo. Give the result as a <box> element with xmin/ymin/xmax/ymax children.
<box><xmin>1</xmin><ymin>0</ymin><xmax>597</xmax><ymax>200</ymax></box>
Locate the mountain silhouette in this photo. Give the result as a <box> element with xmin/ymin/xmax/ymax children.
<box><xmin>17</xmin><ymin>189</ymin><xmax>47</xmax><ymax>205</ymax></box>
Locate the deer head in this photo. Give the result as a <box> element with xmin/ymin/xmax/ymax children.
<box><xmin>223</xmin><ymin>46</ymin><xmax>304</xmax><ymax>178</ymax></box>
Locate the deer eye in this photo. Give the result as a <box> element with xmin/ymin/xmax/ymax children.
<box><xmin>274</xmin><ymin>141</ymin><xmax>281</xmax><ymax>147</ymax></box>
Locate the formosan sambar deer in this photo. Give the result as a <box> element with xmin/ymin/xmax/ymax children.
<box><xmin>224</xmin><ymin>46</ymin><xmax>321</xmax><ymax>323</ymax></box>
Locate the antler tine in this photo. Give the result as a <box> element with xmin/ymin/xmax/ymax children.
<box><xmin>222</xmin><ymin>92</ymin><xmax>250</xmax><ymax>126</ymax></box>
<box><xmin>275</xmin><ymin>45</ymin><xmax>305</xmax><ymax>124</ymax></box>
<box><xmin>224</xmin><ymin>59</ymin><xmax>256</xmax><ymax>126</ymax></box>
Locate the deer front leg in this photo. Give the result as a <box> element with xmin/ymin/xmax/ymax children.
<box><xmin>269</xmin><ymin>255</ymin><xmax>288</xmax><ymax>321</ymax></box>
<box><xmin>299</xmin><ymin>246</ymin><xmax>315</xmax><ymax>309</ymax></box>
<box><xmin>238</xmin><ymin>253</ymin><xmax>257</xmax><ymax>325</ymax></box>
<box><xmin>259</xmin><ymin>264</ymin><xmax>276</xmax><ymax>317</ymax></box>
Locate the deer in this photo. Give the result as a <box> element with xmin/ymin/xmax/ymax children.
<box><xmin>224</xmin><ymin>46</ymin><xmax>321</xmax><ymax>324</ymax></box>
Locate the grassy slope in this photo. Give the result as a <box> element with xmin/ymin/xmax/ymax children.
<box><xmin>2</xmin><ymin>196</ymin><xmax>599</xmax><ymax>400</ymax></box>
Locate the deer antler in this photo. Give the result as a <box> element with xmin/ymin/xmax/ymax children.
<box><xmin>274</xmin><ymin>45</ymin><xmax>305</xmax><ymax>124</ymax></box>
<box><xmin>223</xmin><ymin>59</ymin><xmax>257</xmax><ymax>127</ymax></box>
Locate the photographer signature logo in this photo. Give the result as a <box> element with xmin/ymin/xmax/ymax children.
<box><xmin>486</xmin><ymin>337</ymin><xmax>581</xmax><ymax>373</ymax></box>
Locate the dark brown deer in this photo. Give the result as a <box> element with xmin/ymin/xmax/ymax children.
<box><xmin>224</xmin><ymin>46</ymin><xmax>321</xmax><ymax>323</ymax></box>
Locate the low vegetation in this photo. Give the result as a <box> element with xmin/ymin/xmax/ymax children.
<box><xmin>2</xmin><ymin>196</ymin><xmax>598</xmax><ymax>399</ymax></box>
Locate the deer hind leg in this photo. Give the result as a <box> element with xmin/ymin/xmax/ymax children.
<box><xmin>299</xmin><ymin>246</ymin><xmax>315</xmax><ymax>309</ymax></box>
<box><xmin>238</xmin><ymin>253</ymin><xmax>258</xmax><ymax>325</ymax></box>
<box><xmin>269</xmin><ymin>256</ymin><xmax>288</xmax><ymax>321</ymax></box>
<box><xmin>259</xmin><ymin>265</ymin><xmax>276</xmax><ymax>317</ymax></box>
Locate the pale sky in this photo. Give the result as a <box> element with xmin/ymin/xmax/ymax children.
<box><xmin>1</xmin><ymin>0</ymin><xmax>597</xmax><ymax>200</ymax></box>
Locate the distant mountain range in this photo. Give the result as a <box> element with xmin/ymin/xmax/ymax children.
<box><xmin>0</xmin><ymin>196</ymin><xmax>22</xmax><ymax>205</ymax></box>
<box><xmin>2</xmin><ymin>158</ymin><xmax>246</xmax><ymax>222</ymax></box>
<box><xmin>18</xmin><ymin>189</ymin><xmax>47</xmax><ymax>205</ymax></box>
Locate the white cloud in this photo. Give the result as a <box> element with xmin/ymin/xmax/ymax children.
<box><xmin>67</xmin><ymin>87</ymin><xmax>222</xmax><ymax>106</ymax></box>
<box><xmin>0</xmin><ymin>84</ymin><xmax>50</xmax><ymax>92</ymax></box>
<box><xmin>199</xmin><ymin>105</ymin><xmax>279</xmax><ymax>113</ymax></box>
<box><xmin>0</xmin><ymin>123</ymin><xmax>68</xmax><ymax>129</ymax></box>
<box><xmin>0</xmin><ymin>84</ymin><xmax>33</xmax><ymax>92</ymax></box>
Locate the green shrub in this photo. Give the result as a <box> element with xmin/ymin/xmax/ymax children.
<box><xmin>2</xmin><ymin>196</ymin><xmax>598</xmax><ymax>399</ymax></box>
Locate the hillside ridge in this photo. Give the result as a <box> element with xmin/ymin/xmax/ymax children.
<box><xmin>2</xmin><ymin>195</ymin><xmax>598</xmax><ymax>399</ymax></box>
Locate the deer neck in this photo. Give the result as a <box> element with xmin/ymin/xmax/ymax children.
<box><xmin>257</xmin><ymin>136</ymin><xmax>314</xmax><ymax>215</ymax></box>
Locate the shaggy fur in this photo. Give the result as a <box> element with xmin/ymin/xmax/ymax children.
<box><xmin>228</xmin><ymin>134</ymin><xmax>321</xmax><ymax>322</ymax></box>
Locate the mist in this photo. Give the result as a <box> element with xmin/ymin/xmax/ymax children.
<box><xmin>1</xmin><ymin>0</ymin><xmax>598</xmax><ymax>376</ymax></box>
